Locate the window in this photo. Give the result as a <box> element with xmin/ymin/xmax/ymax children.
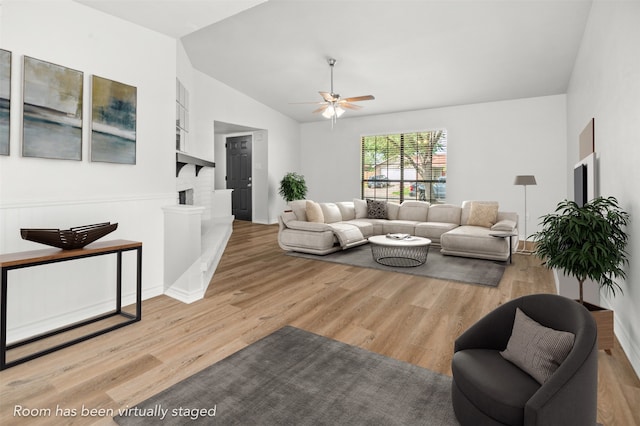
<box><xmin>362</xmin><ymin>130</ymin><xmax>447</xmax><ymax>203</ymax></box>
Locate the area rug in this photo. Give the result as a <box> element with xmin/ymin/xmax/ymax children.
<box><xmin>114</xmin><ymin>326</ymin><xmax>457</xmax><ymax>425</ymax></box>
<box><xmin>286</xmin><ymin>244</ymin><xmax>505</xmax><ymax>287</ymax></box>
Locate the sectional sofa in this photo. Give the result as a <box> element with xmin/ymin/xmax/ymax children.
<box><xmin>278</xmin><ymin>199</ymin><xmax>519</xmax><ymax>261</ymax></box>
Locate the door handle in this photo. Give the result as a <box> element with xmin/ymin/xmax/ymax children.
<box><xmin>247</xmin><ymin>183</ymin><xmax>252</xmax><ymax>187</ymax></box>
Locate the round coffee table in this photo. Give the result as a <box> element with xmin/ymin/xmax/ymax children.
<box><xmin>368</xmin><ymin>235</ymin><xmax>432</xmax><ymax>267</ymax></box>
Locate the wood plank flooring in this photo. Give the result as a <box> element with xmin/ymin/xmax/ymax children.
<box><xmin>1</xmin><ymin>221</ymin><xmax>638</xmax><ymax>425</ymax></box>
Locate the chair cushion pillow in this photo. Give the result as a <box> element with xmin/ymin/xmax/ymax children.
<box><xmin>500</xmin><ymin>308</ymin><xmax>575</xmax><ymax>384</ymax></box>
<box><xmin>306</xmin><ymin>200</ymin><xmax>324</xmax><ymax>223</ymax></box>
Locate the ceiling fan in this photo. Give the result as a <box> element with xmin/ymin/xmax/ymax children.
<box><xmin>294</xmin><ymin>58</ymin><xmax>375</xmax><ymax>123</ymax></box>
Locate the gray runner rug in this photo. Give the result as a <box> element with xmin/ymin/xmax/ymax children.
<box><xmin>114</xmin><ymin>326</ymin><xmax>457</xmax><ymax>425</ymax></box>
<box><xmin>287</xmin><ymin>244</ymin><xmax>505</xmax><ymax>287</ymax></box>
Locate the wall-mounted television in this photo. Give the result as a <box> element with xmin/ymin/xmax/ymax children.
<box><xmin>574</xmin><ymin>163</ymin><xmax>587</xmax><ymax>207</ymax></box>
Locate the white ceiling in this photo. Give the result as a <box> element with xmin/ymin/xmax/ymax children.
<box><xmin>77</xmin><ymin>0</ymin><xmax>593</xmax><ymax>123</ymax></box>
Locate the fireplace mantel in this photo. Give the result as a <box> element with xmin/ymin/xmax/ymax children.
<box><xmin>176</xmin><ymin>152</ymin><xmax>215</xmax><ymax>177</ymax></box>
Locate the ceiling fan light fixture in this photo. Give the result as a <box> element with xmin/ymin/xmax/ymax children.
<box><xmin>322</xmin><ymin>105</ymin><xmax>335</xmax><ymax>119</ymax></box>
<box><xmin>291</xmin><ymin>57</ymin><xmax>374</xmax><ymax>125</ymax></box>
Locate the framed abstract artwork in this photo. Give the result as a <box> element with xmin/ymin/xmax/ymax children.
<box><xmin>0</xmin><ymin>49</ymin><xmax>11</xmax><ymax>156</ymax></box>
<box><xmin>22</xmin><ymin>56</ymin><xmax>83</xmax><ymax>160</ymax></box>
<box><xmin>91</xmin><ymin>75</ymin><xmax>137</xmax><ymax>164</ymax></box>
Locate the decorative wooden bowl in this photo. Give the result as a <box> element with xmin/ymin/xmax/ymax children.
<box><xmin>20</xmin><ymin>222</ymin><xmax>118</xmax><ymax>250</ymax></box>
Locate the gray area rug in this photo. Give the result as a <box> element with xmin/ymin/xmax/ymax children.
<box><xmin>114</xmin><ymin>326</ymin><xmax>457</xmax><ymax>425</ymax></box>
<box><xmin>287</xmin><ymin>244</ymin><xmax>505</xmax><ymax>287</ymax></box>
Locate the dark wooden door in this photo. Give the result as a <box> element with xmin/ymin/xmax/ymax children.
<box><xmin>226</xmin><ymin>135</ymin><xmax>252</xmax><ymax>221</ymax></box>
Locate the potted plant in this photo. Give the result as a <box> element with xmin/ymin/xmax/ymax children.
<box><xmin>532</xmin><ymin>196</ymin><xmax>630</xmax><ymax>352</ymax></box>
<box><xmin>278</xmin><ymin>172</ymin><xmax>308</xmax><ymax>204</ymax></box>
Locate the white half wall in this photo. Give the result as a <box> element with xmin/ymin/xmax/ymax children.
<box><xmin>300</xmin><ymin>95</ymin><xmax>568</xmax><ymax>240</ymax></box>
<box><xmin>567</xmin><ymin>0</ymin><xmax>640</xmax><ymax>376</ymax></box>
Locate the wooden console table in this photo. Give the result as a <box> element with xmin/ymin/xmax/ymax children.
<box><xmin>0</xmin><ymin>239</ymin><xmax>142</xmax><ymax>370</ymax></box>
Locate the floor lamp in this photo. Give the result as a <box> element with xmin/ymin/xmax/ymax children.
<box><xmin>514</xmin><ymin>175</ymin><xmax>537</xmax><ymax>253</ymax></box>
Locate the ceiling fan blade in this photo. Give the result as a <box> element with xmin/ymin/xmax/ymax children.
<box><xmin>289</xmin><ymin>101</ymin><xmax>326</xmax><ymax>105</ymax></box>
<box><xmin>341</xmin><ymin>95</ymin><xmax>375</xmax><ymax>102</ymax></box>
<box><xmin>319</xmin><ymin>91</ymin><xmax>338</xmax><ymax>102</ymax></box>
<box><xmin>312</xmin><ymin>104</ymin><xmax>329</xmax><ymax>114</ymax></box>
<box><xmin>339</xmin><ymin>102</ymin><xmax>362</xmax><ymax>110</ymax></box>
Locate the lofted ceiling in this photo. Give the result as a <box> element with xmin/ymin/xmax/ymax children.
<box><xmin>77</xmin><ymin>0</ymin><xmax>593</xmax><ymax>123</ymax></box>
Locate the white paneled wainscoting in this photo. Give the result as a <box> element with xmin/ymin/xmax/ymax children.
<box><xmin>0</xmin><ymin>194</ymin><xmax>173</xmax><ymax>344</ymax></box>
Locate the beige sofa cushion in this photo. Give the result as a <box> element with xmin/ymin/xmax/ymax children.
<box><xmin>306</xmin><ymin>201</ymin><xmax>324</xmax><ymax>223</ymax></box>
<box><xmin>289</xmin><ymin>199</ymin><xmax>308</xmax><ymax>221</ymax></box>
<box><xmin>327</xmin><ymin>223</ymin><xmax>366</xmax><ymax>248</ymax></box>
<box><xmin>280</xmin><ymin>211</ymin><xmax>297</xmax><ymax>225</ymax></box>
<box><xmin>354</xmin><ymin>198</ymin><xmax>368</xmax><ymax>219</ymax></box>
<box><xmin>284</xmin><ymin>220</ymin><xmax>331</xmax><ymax>232</ymax></box>
<box><xmin>320</xmin><ymin>202</ymin><xmax>343</xmax><ymax>224</ymax></box>
<box><xmin>386</xmin><ymin>202</ymin><xmax>401</xmax><ymax>220</ymax></box>
<box><xmin>441</xmin><ymin>225</ymin><xmax>508</xmax><ymax>258</ymax></box>
<box><xmin>427</xmin><ymin>204</ymin><xmax>461</xmax><ymax>224</ymax></box>
<box><xmin>383</xmin><ymin>220</ymin><xmax>418</xmax><ymax>235</ymax></box>
<box><xmin>336</xmin><ymin>202</ymin><xmax>356</xmax><ymax>221</ymax></box>
<box><xmin>467</xmin><ymin>202</ymin><xmax>499</xmax><ymax>228</ymax></box>
<box><xmin>414</xmin><ymin>222</ymin><xmax>459</xmax><ymax>242</ymax></box>
<box><xmin>398</xmin><ymin>201</ymin><xmax>430</xmax><ymax>221</ymax></box>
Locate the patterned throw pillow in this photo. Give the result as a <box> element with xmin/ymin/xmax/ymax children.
<box><xmin>366</xmin><ymin>199</ymin><xmax>388</xmax><ymax>219</ymax></box>
<box><xmin>467</xmin><ymin>202</ymin><xmax>499</xmax><ymax>228</ymax></box>
<box><xmin>500</xmin><ymin>308</ymin><xmax>575</xmax><ymax>384</ymax></box>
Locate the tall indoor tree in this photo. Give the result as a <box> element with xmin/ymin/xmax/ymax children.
<box><xmin>532</xmin><ymin>196</ymin><xmax>630</xmax><ymax>305</ymax></box>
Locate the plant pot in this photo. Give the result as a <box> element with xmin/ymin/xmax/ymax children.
<box><xmin>577</xmin><ymin>300</ymin><xmax>613</xmax><ymax>354</ymax></box>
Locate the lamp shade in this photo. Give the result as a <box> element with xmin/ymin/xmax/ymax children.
<box><xmin>514</xmin><ymin>175</ymin><xmax>537</xmax><ymax>186</ymax></box>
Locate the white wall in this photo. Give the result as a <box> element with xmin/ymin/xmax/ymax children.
<box><xmin>0</xmin><ymin>1</ymin><xmax>176</xmax><ymax>341</ymax></box>
<box><xmin>567</xmin><ymin>0</ymin><xmax>640</xmax><ymax>375</ymax></box>
<box><xmin>189</xmin><ymin>68</ymin><xmax>300</xmax><ymax>224</ymax></box>
<box><xmin>300</xmin><ymin>95</ymin><xmax>567</xmax><ymax>241</ymax></box>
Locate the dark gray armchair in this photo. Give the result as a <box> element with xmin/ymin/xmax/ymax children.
<box><xmin>451</xmin><ymin>294</ymin><xmax>598</xmax><ymax>426</ymax></box>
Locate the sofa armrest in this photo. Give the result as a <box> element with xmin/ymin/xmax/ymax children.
<box><xmin>284</xmin><ymin>220</ymin><xmax>332</xmax><ymax>232</ymax></box>
<box><xmin>491</xmin><ymin>219</ymin><xmax>517</xmax><ymax>232</ymax></box>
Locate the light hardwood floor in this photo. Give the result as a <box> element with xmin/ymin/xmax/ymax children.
<box><xmin>1</xmin><ymin>221</ymin><xmax>638</xmax><ymax>425</ymax></box>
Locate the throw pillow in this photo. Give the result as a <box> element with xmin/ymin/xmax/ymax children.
<box><xmin>306</xmin><ymin>200</ymin><xmax>324</xmax><ymax>223</ymax></box>
<box><xmin>353</xmin><ymin>198</ymin><xmax>368</xmax><ymax>219</ymax></box>
<box><xmin>320</xmin><ymin>203</ymin><xmax>342</xmax><ymax>224</ymax></box>
<box><xmin>467</xmin><ymin>202</ymin><xmax>499</xmax><ymax>228</ymax></box>
<box><xmin>386</xmin><ymin>202</ymin><xmax>401</xmax><ymax>220</ymax></box>
<box><xmin>500</xmin><ymin>308</ymin><xmax>575</xmax><ymax>384</ymax></box>
<box><xmin>366</xmin><ymin>199</ymin><xmax>388</xmax><ymax>219</ymax></box>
